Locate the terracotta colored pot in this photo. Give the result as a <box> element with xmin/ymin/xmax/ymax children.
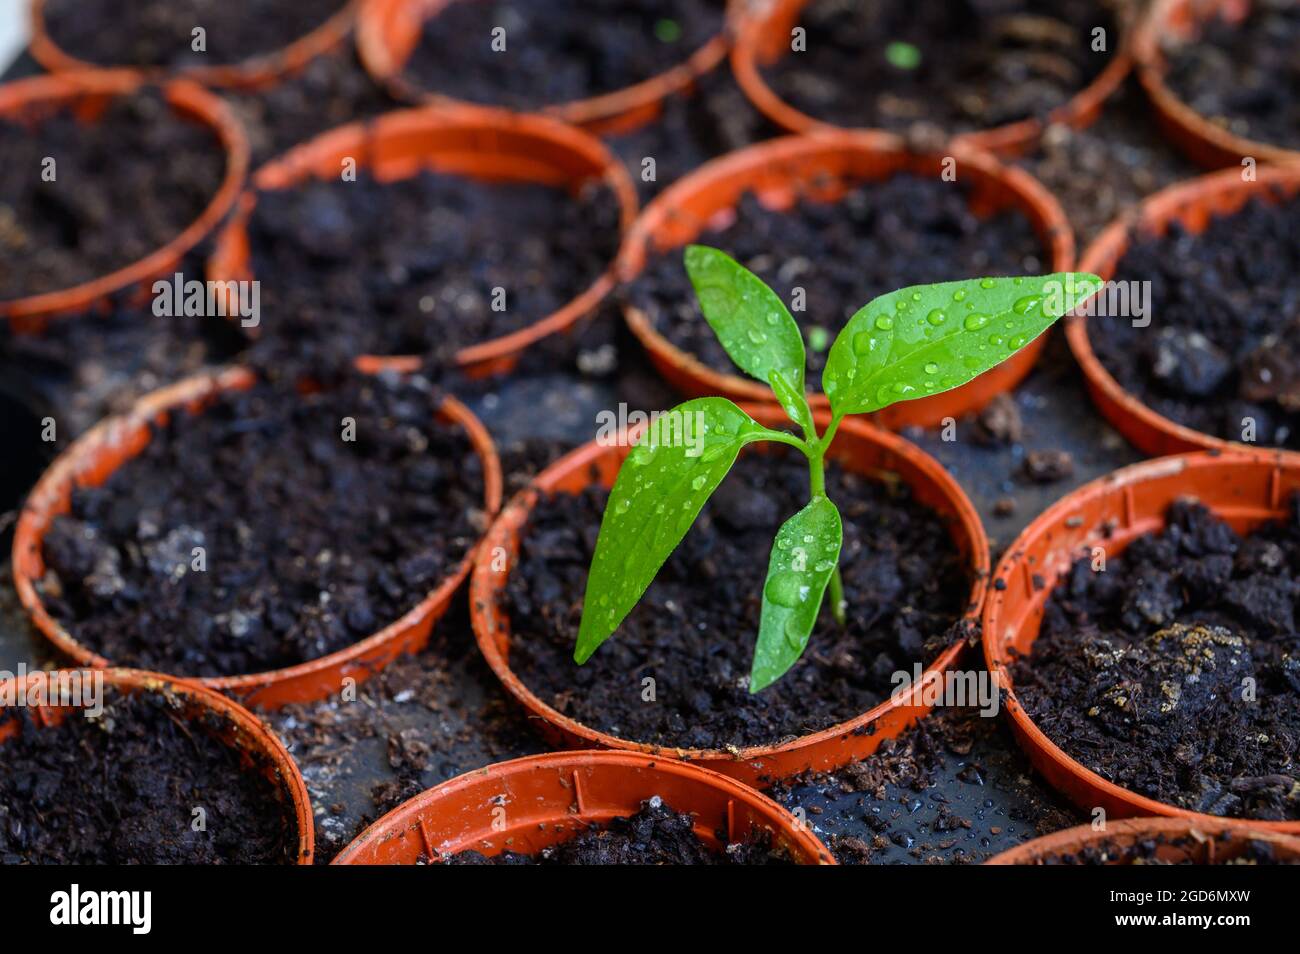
<box><xmin>332</xmin><ymin>749</ymin><xmax>835</xmax><ymax>863</ymax></box>
<box><xmin>355</xmin><ymin>0</ymin><xmax>737</xmax><ymax>135</ymax></box>
<box><xmin>730</xmin><ymin>0</ymin><xmax>1132</xmax><ymax>158</ymax></box>
<box><xmin>11</xmin><ymin>365</ymin><xmax>503</xmax><ymax>709</ymax></box>
<box><xmin>0</xmin><ymin>72</ymin><xmax>249</xmax><ymax>331</ymax></box>
<box><xmin>29</xmin><ymin>0</ymin><xmax>358</xmax><ymax>91</ymax></box>
<box><xmin>983</xmin><ymin>450</ymin><xmax>1300</xmax><ymax>833</ymax></box>
<box><xmin>987</xmin><ymin>817</ymin><xmax>1300</xmax><ymax>864</ymax></box>
<box><xmin>1070</xmin><ymin>163</ymin><xmax>1300</xmax><ymax>456</ymax></box>
<box><xmin>207</xmin><ymin>103</ymin><xmax>637</xmax><ymax>378</ymax></box>
<box><xmin>1134</xmin><ymin>0</ymin><xmax>1300</xmax><ymax>169</ymax></box>
<box><xmin>469</xmin><ymin>405</ymin><xmax>989</xmax><ymax>786</ymax></box>
<box><xmin>0</xmin><ymin>667</ymin><xmax>314</xmax><ymax>864</ymax></box>
<box><xmin>618</xmin><ymin>134</ymin><xmax>1075</xmax><ymax>430</ymax></box>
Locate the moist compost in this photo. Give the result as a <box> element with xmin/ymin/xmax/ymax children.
<box><xmin>1027</xmin><ymin>831</ymin><xmax>1300</xmax><ymax>865</ymax></box>
<box><xmin>1164</xmin><ymin>0</ymin><xmax>1300</xmax><ymax>151</ymax></box>
<box><xmin>398</xmin><ymin>0</ymin><xmax>726</xmax><ymax>110</ymax></box>
<box><xmin>245</xmin><ymin>169</ymin><xmax>621</xmax><ymax>370</ymax></box>
<box><xmin>41</xmin><ymin>0</ymin><xmax>348</xmax><ymax>71</ymax></box>
<box><xmin>0</xmin><ymin>89</ymin><xmax>225</xmax><ymax>301</ymax></box>
<box><xmin>446</xmin><ymin>797</ymin><xmax>795</xmax><ymax>865</ymax></box>
<box><xmin>0</xmin><ymin>685</ymin><xmax>298</xmax><ymax>864</ymax></box>
<box><xmin>1011</xmin><ymin>497</ymin><xmax>1300</xmax><ymax>821</ymax></box>
<box><xmin>37</xmin><ymin>372</ymin><xmax>485</xmax><ymax>677</ymax></box>
<box><xmin>1091</xmin><ymin>191</ymin><xmax>1300</xmax><ymax>449</ymax></box>
<box><xmin>626</xmin><ymin>174</ymin><xmax>1044</xmax><ymax>382</ymax></box>
<box><xmin>224</xmin><ymin>47</ymin><xmax>397</xmax><ymax>165</ymax></box>
<box><xmin>503</xmin><ymin>447</ymin><xmax>973</xmax><ymax>750</ymax></box>
<box><xmin>760</xmin><ymin>0</ymin><xmax>1120</xmax><ymax>138</ymax></box>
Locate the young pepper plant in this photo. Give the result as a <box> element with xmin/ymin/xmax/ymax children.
<box><xmin>575</xmin><ymin>246</ymin><xmax>1099</xmax><ymax>692</ymax></box>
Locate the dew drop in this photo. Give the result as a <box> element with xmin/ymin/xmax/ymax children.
<box><xmin>874</xmin><ymin>315</ymin><xmax>894</xmax><ymax>330</ymax></box>
<box><xmin>926</xmin><ymin>308</ymin><xmax>947</xmax><ymax>326</ymax></box>
<box><xmin>690</xmin><ymin>475</ymin><xmax>706</xmax><ymax>491</ymax></box>
<box><xmin>747</xmin><ymin>328</ymin><xmax>767</xmax><ymax>345</ymax></box>
<box><xmin>979</xmin><ymin>278</ymin><xmax>996</xmax><ymax>289</ymax></box>
<box><xmin>924</xmin><ymin>362</ymin><xmax>939</xmax><ymax>375</ymax></box>
<box><xmin>765</xmin><ymin>572</ymin><xmax>804</xmax><ymax>608</ymax></box>
<box><xmin>1012</xmin><ymin>295</ymin><xmax>1042</xmax><ymax>315</ymax></box>
<box><xmin>852</xmin><ymin>331</ymin><xmax>876</xmax><ymax>355</ymax></box>
<box><xmin>952</xmin><ymin>289</ymin><xmax>967</xmax><ymax>303</ymax></box>
<box><xmin>963</xmin><ymin>313</ymin><xmax>990</xmax><ymax>331</ymax></box>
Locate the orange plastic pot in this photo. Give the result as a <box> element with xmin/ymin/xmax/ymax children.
<box><xmin>333</xmin><ymin>749</ymin><xmax>835</xmax><ymax>863</ymax></box>
<box><xmin>987</xmin><ymin>817</ymin><xmax>1300</xmax><ymax>864</ymax></box>
<box><xmin>619</xmin><ymin>134</ymin><xmax>1075</xmax><ymax>430</ymax></box>
<box><xmin>0</xmin><ymin>71</ymin><xmax>249</xmax><ymax>331</ymax></box>
<box><xmin>11</xmin><ymin>365</ymin><xmax>503</xmax><ymax>709</ymax></box>
<box><xmin>469</xmin><ymin>405</ymin><xmax>989</xmax><ymax>786</ymax></box>
<box><xmin>0</xmin><ymin>667</ymin><xmax>313</xmax><ymax>864</ymax></box>
<box><xmin>355</xmin><ymin>0</ymin><xmax>738</xmax><ymax>135</ymax></box>
<box><xmin>1069</xmin><ymin>163</ymin><xmax>1300</xmax><ymax>456</ymax></box>
<box><xmin>207</xmin><ymin>103</ymin><xmax>637</xmax><ymax>378</ymax></box>
<box><xmin>29</xmin><ymin>0</ymin><xmax>358</xmax><ymax>91</ymax></box>
<box><xmin>730</xmin><ymin>0</ymin><xmax>1132</xmax><ymax>158</ymax></box>
<box><xmin>983</xmin><ymin>450</ymin><xmax>1300</xmax><ymax>833</ymax></box>
<box><xmin>1133</xmin><ymin>0</ymin><xmax>1300</xmax><ymax>169</ymax></box>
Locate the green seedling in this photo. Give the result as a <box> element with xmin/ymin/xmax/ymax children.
<box><xmin>575</xmin><ymin>246</ymin><xmax>1099</xmax><ymax>691</ymax></box>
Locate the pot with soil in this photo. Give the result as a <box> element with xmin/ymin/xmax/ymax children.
<box><xmin>470</xmin><ymin>405</ymin><xmax>988</xmax><ymax>786</ymax></box>
<box><xmin>984</xmin><ymin>450</ymin><xmax>1300</xmax><ymax>831</ymax></box>
<box><xmin>730</xmin><ymin>0</ymin><xmax>1131</xmax><ymax>156</ymax></box>
<box><xmin>12</xmin><ymin>365</ymin><xmax>503</xmax><ymax>708</ymax></box>
<box><xmin>1134</xmin><ymin>0</ymin><xmax>1300</xmax><ymax>169</ymax></box>
<box><xmin>0</xmin><ymin>668</ymin><xmax>313</xmax><ymax>864</ymax></box>
<box><xmin>619</xmin><ymin>135</ymin><xmax>1073</xmax><ymax>430</ymax></box>
<box><xmin>333</xmin><ymin>750</ymin><xmax>834</xmax><ymax>863</ymax></box>
<box><xmin>356</xmin><ymin>0</ymin><xmax>735</xmax><ymax>134</ymax></box>
<box><xmin>207</xmin><ymin>104</ymin><xmax>636</xmax><ymax>377</ymax></box>
<box><xmin>987</xmin><ymin>817</ymin><xmax>1300</xmax><ymax>864</ymax></box>
<box><xmin>1069</xmin><ymin>163</ymin><xmax>1300</xmax><ymax>456</ymax></box>
<box><xmin>0</xmin><ymin>72</ymin><xmax>248</xmax><ymax>330</ymax></box>
<box><xmin>30</xmin><ymin>0</ymin><xmax>358</xmax><ymax>91</ymax></box>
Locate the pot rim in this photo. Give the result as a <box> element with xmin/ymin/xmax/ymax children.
<box><xmin>985</xmin><ymin>816</ymin><xmax>1300</xmax><ymax>864</ymax></box>
<box><xmin>469</xmin><ymin>403</ymin><xmax>990</xmax><ymax>784</ymax></box>
<box><xmin>11</xmin><ymin>364</ymin><xmax>503</xmax><ymax>708</ymax></box>
<box><xmin>0</xmin><ymin>71</ymin><xmax>250</xmax><ymax>325</ymax></box>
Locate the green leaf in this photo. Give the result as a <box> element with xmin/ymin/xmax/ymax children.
<box><xmin>821</xmin><ymin>273</ymin><xmax>1101</xmax><ymax>417</ymax></box>
<box><xmin>575</xmin><ymin>397</ymin><xmax>768</xmax><ymax>665</ymax></box>
<box><xmin>750</xmin><ymin>496</ymin><xmax>842</xmax><ymax>693</ymax></box>
<box><xmin>684</xmin><ymin>245</ymin><xmax>806</xmax><ymax>393</ymax></box>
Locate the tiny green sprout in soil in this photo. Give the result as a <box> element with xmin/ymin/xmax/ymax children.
<box><xmin>577</xmin><ymin>246</ymin><xmax>1099</xmax><ymax>692</ymax></box>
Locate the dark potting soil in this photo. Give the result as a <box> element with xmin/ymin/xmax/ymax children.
<box><xmin>1011</xmin><ymin>497</ymin><xmax>1300</xmax><ymax>821</ymax></box>
<box><xmin>1091</xmin><ymin>191</ymin><xmax>1300</xmax><ymax>449</ymax></box>
<box><xmin>0</xmin><ymin>89</ymin><xmax>226</xmax><ymax>301</ymax></box>
<box><xmin>1164</xmin><ymin>0</ymin><xmax>1300</xmax><ymax>151</ymax></box>
<box><xmin>245</xmin><ymin>170</ymin><xmax>621</xmax><ymax>372</ymax></box>
<box><xmin>0</xmin><ymin>305</ymin><xmax>246</xmax><ymax>441</ymax></box>
<box><xmin>399</xmin><ymin>0</ymin><xmax>726</xmax><ymax>110</ymax></box>
<box><xmin>770</xmin><ymin>706</ymin><xmax>1080</xmax><ymax>864</ymax></box>
<box><xmin>224</xmin><ymin>46</ymin><xmax>397</xmax><ymax>166</ymax></box>
<box><xmin>503</xmin><ymin>448</ymin><xmax>973</xmax><ymax>750</ymax></box>
<box><xmin>0</xmin><ymin>686</ymin><xmax>298</xmax><ymax>864</ymax></box>
<box><xmin>446</xmin><ymin>797</ymin><xmax>795</xmax><ymax>865</ymax></box>
<box><xmin>760</xmin><ymin>0</ymin><xmax>1120</xmax><ymax>138</ymax></box>
<box><xmin>607</xmin><ymin>69</ymin><xmax>778</xmax><ymax>202</ymax></box>
<box><xmin>626</xmin><ymin>174</ymin><xmax>1044</xmax><ymax>383</ymax></box>
<box><xmin>38</xmin><ymin>373</ymin><xmax>486</xmax><ymax>677</ymax></box>
<box><xmin>1027</xmin><ymin>831</ymin><xmax>1300</xmax><ymax>865</ymax></box>
<box><xmin>41</xmin><ymin>0</ymin><xmax>349</xmax><ymax>70</ymax></box>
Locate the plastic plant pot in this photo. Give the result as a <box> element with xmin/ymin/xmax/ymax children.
<box><xmin>29</xmin><ymin>0</ymin><xmax>358</xmax><ymax>91</ymax></box>
<box><xmin>983</xmin><ymin>450</ymin><xmax>1300</xmax><ymax>833</ymax></box>
<box><xmin>11</xmin><ymin>365</ymin><xmax>504</xmax><ymax>710</ymax></box>
<box><xmin>987</xmin><ymin>817</ymin><xmax>1300</xmax><ymax>864</ymax></box>
<box><xmin>1133</xmin><ymin>0</ymin><xmax>1300</xmax><ymax>170</ymax></box>
<box><xmin>1069</xmin><ymin>163</ymin><xmax>1300</xmax><ymax>456</ymax></box>
<box><xmin>0</xmin><ymin>667</ymin><xmax>314</xmax><ymax>864</ymax></box>
<box><xmin>332</xmin><ymin>749</ymin><xmax>835</xmax><ymax>863</ymax></box>
<box><xmin>469</xmin><ymin>405</ymin><xmax>989</xmax><ymax>787</ymax></box>
<box><xmin>355</xmin><ymin>0</ymin><xmax>737</xmax><ymax>135</ymax></box>
<box><xmin>207</xmin><ymin>103</ymin><xmax>637</xmax><ymax>378</ymax></box>
<box><xmin>618</xmin><ymin>134</ymin><xmax>1075</xmax><ymax>430</ymax></box>
<box><xmin>0</xmin><ymin>71</ymin><xmax>250</xmax><ymax>332</ymax></box>
<box><xmin>729</xmin><ymin>0</ymin><xmax>1132</xmax><ymax>158</ymax></box>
